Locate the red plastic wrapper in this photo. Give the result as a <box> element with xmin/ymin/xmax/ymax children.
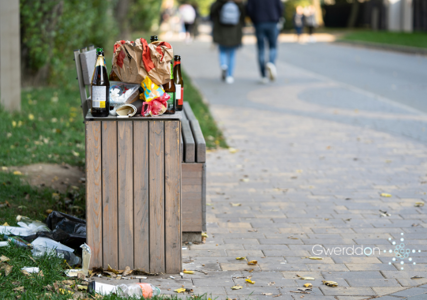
<box><xmin>142</xmin><ymin>93</ymin><xmax>170</xmax><ymax>116</ymax></box>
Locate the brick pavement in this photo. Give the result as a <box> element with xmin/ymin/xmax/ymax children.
<box><xmin>168</xmin><ymin>40</ymin><xmax>427</xmax><ymax>299</ymax></box>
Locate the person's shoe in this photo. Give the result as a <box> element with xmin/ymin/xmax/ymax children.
<box><xmin>266</xmin><ymin>62</ymin><xmax>277</xmax><ymax>81</ymax></box>
<box><xmin>221</xmin><ymin>65</ymin><xmax>228</xmax><ymax>82</ymax></box>
<box><xmin>225</xmin><ymin>76</ymin><xmax>234</xmax><ymax>84</ymax></box>
<box><xmin>259</xmin><ymin>77</ymin><xmax>269</xmax><ymax>84</ymax></box>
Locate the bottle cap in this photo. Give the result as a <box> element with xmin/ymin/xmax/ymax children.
<box><xmin>174</xmin><ymin>55</ymin><xmax>181</xmax><ymax>60</ymax></box>
<box><xmin>150</xmin><ymin>35</ymin><xmax>158</xmax><ymax>41</ymax></box>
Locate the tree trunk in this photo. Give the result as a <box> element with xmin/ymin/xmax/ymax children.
<box><xmin>114</xmin><ymin>0</ymin><xmax>131</xmax><ymax>40</ymax></box>
<box><xmin>347</xmin><ymin>0</ymin><xmax>360</xmax><ymax>28</ymax></box>
<box><xmin>312</xmin><ymin>0</ymin><xmax>324</xmax><ymax>27</ymax></box>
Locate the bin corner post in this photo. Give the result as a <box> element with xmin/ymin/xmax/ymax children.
<box><xmin>86</xmin><ymin>121</ymin><xmax>103</xmax><ymax>269</ymax></box>
<box><xmin>149</xmin><ymin>121</ymin><xmax>166</xmax><ymax>273</ymax></box>
<box><xmin>165</xmin><ymin>120</ymin><xmax>182</xmax><ymax>274</ymax></box>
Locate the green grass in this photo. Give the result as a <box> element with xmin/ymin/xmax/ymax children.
<box><xmin>0</xmin><ymin>73</ymin><xmax>86</xmax><ymax>167</ymax></box>
<box><xmin>341</xmin><ymin>31</ymin><xmax>427</xmax><ymax>49</ymax></box>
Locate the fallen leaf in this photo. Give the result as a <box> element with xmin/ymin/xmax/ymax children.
<box><xmin>231</xmin><ymin>203</ymin><xmax>242</xmax><ymax>206</ymax></box>
<box><xmin>13</xmin><ymin>286</ymin><xmax>24</xmax><ymax>292</ymax></box>
<box><xmin>323</xmin><ymin>280</ymin><xmax>338</xmax><ymax>287</ymax></box>
<box><xmin>28</xmin><ymin>114</ymin><xmax>34</xmax><ymax>120</ymax></box>
<box><xmin>52</xmin><ymin>193</ymin><xmax>60</xmax><ymax>200</ymax></box>
<box><xmin>201</xmin><ymin>232</ymin><xmax>208</xmax><ymax>238</ymax></box>
<box><xmin>175</xmin><ymin>288</ymin><xmax>186</xmax><ymax>293</ymax></box>
<box><xmin>183</xmin><ymin>270</ymin><xmax>194</xmax><ymax>274</ymax></box>
<box><xmin>263</xmin><ymin>293</ymin><xmax>273</xmax><ymax>296</ymax></box>
<box><xmin>247</xmin><ymin>260</ymin><xmax>257</xmax><ymax>265</ymax></box>
<box><xmin>240</xmin><ymin>178</ymin><xmax>249</xmax><ymax>182</ymax></box>
<box><xmin>123</xmin><ymin>266</ymin><xmax>132</xmax><ymax>276</ymax></box>
<box><xmin>21</xmin><ymin>269</ymin><xmax>30</xmax><ymax>276</ymax></box>
<box><xmin>107</xmin><ymin>264</ymin><xmax>121</xmax><ymax>275</ymax></box>
<box><xmin>379</xmin><ymin>210</ymin><xmax>391</xmax><ymax>217</ymax></box>
<box><xmin>245</xmin><ymin>278</ymin><xmax>255</xmax><ymax>284</ymax></box>
<box><xmin>46</xmin><ymin>209</ymin><xmax>53</xmax><ymax>214</ymax></box>
<box><xmin>380</xmin><ymin>193</ymin><xmax>392</xmax><ymax>198</ymax></box>
<box><xmin>77</xmin><ymin>285</ymin><xmax>87</xmax><ymax>291</ymax></box>
<box><xmin>268</xmin><ymin>282</ymin><xmax>275</xmax><ymax>286</ymax></box>
<box><xmin>4</xmin><ymin>265</ymin><xmax>13</xmax><ymax>276</ymax></box>
<box><xmin>303</xmin><ymin>283</ymin><xmax>312</xmax><ymax>288</ymax></box>
<box><xmin>13</xmin><ymin>171</ymin><xmax>22</xmax><ymax>176</ymax></box>
<box><xmin>231</xmin><ymin>285</ymin><xmax>243</xmax><ymax>290</ymax></box>
<box><xmin>2</xmin><ymin>222</ymin><xmax>9</xmax><ymax>226</ymax></box>
<box><xmin>308</xmin><ymin>257</ymin><xmax>323</xmax><ymax>260</ymax></box>
<box><xmin>1</xmin><ymin>255</ymin><xmax>10</xmax><ymax>262</ymax></box>
<box><xmin>415</xmin><ymin>202</ymin><xmax>425</xmax><ymax>207</ymax></box>
<box><xmin>38</xmin><ymin>270</ymin><xmax>44</xmax><ymax>277</ymax></box>
<box><xmin>273</xmin><ymin>294</ymin><xmax>282</xmax><ymax>298</ymax></box>
<box><xmin>236</xmin><ymin>257</ymin><xmax>246</xmax><ymax>260</ymax></box>
<box><xmin>411</xmin><ymin>276</ymin><xmax>424</xmax><ymax>279</ymax></box>
<box><xmin>288</xmin><ymin>236</ymin><xmax>299</xmax><ymax>240</ymax></box>
<box><xmin>229</xmin><ymin>148</ymin><xmax>238</xmax><ymax>154</ymax></box>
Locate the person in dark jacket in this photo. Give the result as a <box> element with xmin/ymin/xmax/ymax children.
<box><xmin>246</xmin><ymin>0</ymin><xmax>283</xmax><ymax>83</ymax></box>
<box><xmin>210</xmin><ymin>0</ymin><xmax>245</xmax><ymax>84</ymax></box>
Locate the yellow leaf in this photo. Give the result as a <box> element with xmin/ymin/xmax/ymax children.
<box><xmin>308</xmin><ymin>257</ymin><xmax>323</xmax><ymax>260</ymax></box>
<box><xmin>46</xmin><ymin>209</ymin><xmax>53</xmax><ymax>214</ymax></box>
<box><xmin>18</xmin><ymin>121</ymin><xmax>22</xmax><ymax>127</ymax></box>
<box><xmin>52</xmin><ymin>193</ymin><xmax>60</xmax><ymax>200</ymax></box>
<box><xmin>13</xmin><ymin>171</ymin><xmax>22</xmax><ymax>176</ymax></box>
<box><xmin>323</xmin><ymin>280</ymin><xmax>338</xmax><ymax>287</ymax></box>
<box><xmin>229</xmin><ymin>148</ymin><xmax>238</xmax><ymax>154</ymax></box>
<box><xmin>107</xmin><ymin>264</ymin><xmax>121</xmax><ymax>275</ymax></box>
<box><xmin>247</xmin><ymin>260</ymin><xmax>257</xmax><ymax>265</ymax></box>
<box><xmin>0</xmin><ymin>255</ymin><xmax>10</xmax><ymax>262</ymax></box>
<box><xmin>236</xmin><ymin>257</ymin><xmax>246</xmax><ymax>260</ymax></box>
<box><xmin>77</xmin><ymin>285</ymin><xmax>88</xmax><ymax>291</ymax></box>
<box><xmin>72</xmin><ymin>151</ymin><xmax>80</xmax><ymax>157</ymax></box>
<box><xmin>175</xmin><ymin>288</ymin><xmax>186</xmax><ymax>293</ymax></box>
<box><xmin>183</xmin><ymin>270</ymin><xmax>194</xmax><ymax>274</ymax></box>
<box><xmin>13</xmin><ymin>286</ymin><xmax>24</xmax><ymax>292</ymax></box>
<box><xmin>231</xmin><ymin>285</ymin><xmax>243</xmax><ymax>290</ymax></box>
<box><xmin>240</xmin><ymin>178</ymin><xmax>249</xmax><ymax>182</ymax></box>
<box><xmin>2</xmin><ymin>222</ymin><xmax>9</xmax><ymax>226</ymax></box>
<box><xmin>380</xmin><ymin>193</ymin><xmax>392</xmax><ymax>198</ymax></box>
<box><xmin>303</xmin><ymin>283</ymin><xmax>312</xmax><ymax>288</ymax></box>
<box><xmin>1</xmin><ymin>166</ymin><xmax>8</xmax><ymax>171</ymax></box>
<box><xmin>231</xmin><ymin>203</ymin><xmax>242</xmax><ymax>207</ymax></box>
<box><xmin>28</xmin><ymin>114</ymin><xmax>34</xmax><ymax>120</ymax></box>
<box><xmin>245</xmin><ymin>278</ymin><xmax>255</xmax><ymax>284</ymax></box>
<box><xmin>12</xmin><ymin>121</ymin><xmax>16</xmax><ymax>128</ymax></box>
<box><xmin>201</xmin><ymin>233</ymin><xmax>208</xmax><ymax>238</ymax></box>
<box><xmin>415</xmin><ymin>202</ymin><xmax>425</xmax><ymax>207</ymax></box>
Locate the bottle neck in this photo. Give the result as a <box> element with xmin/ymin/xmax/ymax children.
<box><xmin>170</xmin><ymin>63</ymin><xmax>174</xmax><ymax>80</ymax></box>
<box><xmin>96</xmin><ymin>55</ymin><xmax>105</xmax><ymax>67</ymax></box>
<box><xmin>174</xmin><ymin>61</ymin><xmax>181</xmax><ymax>67</ymax></box>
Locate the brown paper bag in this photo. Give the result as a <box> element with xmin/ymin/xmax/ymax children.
<box><xmin>111</xmin><ymin>38</ymin><xmax>173</xmax><ymax>86</ymax></box>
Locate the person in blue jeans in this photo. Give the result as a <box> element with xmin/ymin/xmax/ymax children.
<box><xmin>210</xmin><ymin>0</ymin><xmax>245</xmax><ymax>84</ymax></box>
<box><xmin>246</xmin><ymin>0</ymin><xmax>284</xmax><ymax>83</ymax></box>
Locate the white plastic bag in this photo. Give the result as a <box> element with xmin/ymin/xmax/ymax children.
<box><xmin>31</xmin><ymin>237</ymin><xmax>74</xmax><ymax>253</ymax></box>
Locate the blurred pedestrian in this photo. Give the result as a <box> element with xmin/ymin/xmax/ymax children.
<box><xmin>305</xmin><ymin>5</ymin><xmax>317</xmax><ymax>43</ymax></box>
<box><xmin>210</xmin><ymin>0</ymin><xmax>245</xmax><ymax>84</ymax></box>
<box><xmin>293</xmin><ymin>6</ymin><xmax>304</xmax><ymax>43</ymax></box>
<box><xmin>179</xmin><ymin>2</ymin><xmax>197</xmax><ymax>43</ymax></box>
<box><xmin>246</xmin><ymin>0</ymin><xmax>284</xmax><ymax>83</ymax></box>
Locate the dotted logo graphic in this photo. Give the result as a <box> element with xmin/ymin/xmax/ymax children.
<box><xmin>384</xmin><ymin>233</ymin><xmax>421</xmax><ymax>270</ymax></box>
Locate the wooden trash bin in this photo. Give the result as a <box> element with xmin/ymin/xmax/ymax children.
<box><xmin>85</xmin><ymin>116</ymin><xmax>182</xmax><ymax>273</ymax></box>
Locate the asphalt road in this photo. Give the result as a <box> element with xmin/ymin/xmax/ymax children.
<box><xmin>277</xmin><ymin>42</ymin><xmax>427</xmax><ymax>114</ymax></box>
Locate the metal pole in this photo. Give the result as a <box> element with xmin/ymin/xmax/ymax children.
<box><xmin>0</xmin><ymin>0</ymin><xmax>21</xmax><ymax>112</ymax></box>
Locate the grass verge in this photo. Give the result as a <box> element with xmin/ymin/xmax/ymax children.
<box><xmin>340</xmin><ymin>31</ymin><xmax>427</xmax><ymax>49</ymax></box>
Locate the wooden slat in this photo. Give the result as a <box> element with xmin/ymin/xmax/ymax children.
<box><xmin>202</xmin><ymin>163</ymin><xmax>207</xmax><ymax>232</ymax></box>
<box><xmin>118</xmin><ymin>121</ymin><xmax>134</xmax><ymax>269</ymax></box>
<box><xmin>74</xmin><ymin>49</ymin><xmax>88</xmax><ymax>119</ymax></box>
<box><xmin>189</xmin><ymin>120</ymin><xmax>206</xmax><ymax>163</ymax></box>
<box><xmin>80</xmin><ymin>48</ymin><xmax>97</xmax><ymax>86</ymax></box>
<box><xmin>101</xmin><ymin>121</ymin><xmax>118</xmax><ymax>269</ymax></box>
<box><xmin>149</xmin><ymin>121</ymin><xmax>165</xmax><ymax>273</ymax></box>
<box><xmin>182</xmin><ymin>163</ymin><xmax>203</xmax><ymax>232</ymax></box>
<box><xmin>133</xmin><ymin>121</ymin><xmax>150</xmax><ymax>271</ymax></box>
<box><xmin>165</xmin><ymin>121</ymin><xmax>182</xmax><ymax>273</ymax></box>
<box><xmin>86</xmin><ymin>121</ymin><xmax>103</xmax><ymax>268</ymax></box>
<box><xmin>183</xmin><ymin>102</ymin><xmax>197</xmax><ymax>121</ymax></box>
<box><xmin>182</xmin><ymin>120</ymin><xmax>195</xmax><ymax>163</ymax></box>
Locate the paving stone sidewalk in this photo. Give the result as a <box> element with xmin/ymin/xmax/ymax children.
<box><xmin>124</xmin><ymin>41</ymin><xmax>427</xmax><ymax>299</ymax></box>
